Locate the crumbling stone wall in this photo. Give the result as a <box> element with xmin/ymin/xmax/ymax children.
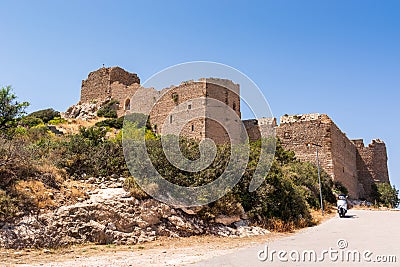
<box><xmin>276</xmin><ymin>114</ymin><xmax>335</xmax><ymax>183</ymax></box>
<box><xmin>80</xmin><ymin>66</ymin><xmax>140</xmax><ymax>107</ymax></box>
<box><xmin>353</xmin><ymin>139</ymin><xmax>390</xmax><ymax>199</ymax></box>
<box><xmin>243</xmin><ymin>118</ymin><xmax>276</xmax><ymax>142</ymax></box>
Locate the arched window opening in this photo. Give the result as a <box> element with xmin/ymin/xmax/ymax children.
<box><xmin>125</xmin><ymin>99</ymin><xmax>131</xmax><ymax>110</ymax></box>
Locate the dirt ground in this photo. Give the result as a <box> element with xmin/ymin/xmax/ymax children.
<box><xmin>0</xmin><ymin>209</ymin><xmax>336</xmax><ymax>267</ymax></box>
<box><xmin>0</xmin><ymin>234</ymin><xmax>286</xmax><ymax>266</ymax></box>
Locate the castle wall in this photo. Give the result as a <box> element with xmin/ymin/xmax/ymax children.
<box><xmin>244</xmin><ymin>118</ymin><xmax>277</xmax><ymax>142</ymax></box>
<box><xmin>353</xmin><ymin>139</ymin><xmax>374</xmax><ymax>199</ymax></box>
<box><xmin>275</xmin><ymin>114</ymin><xmax>361</xmax><ymax>198</ymax></box>
<box><xmin>128</xmin><ymin>86</ymin><xmax>160</xmax><ymax>116</ymax></box>
<box><xmin>244</xmin><ymin>119</ymin><xmax>262</xmax><ymax>142</ymax></box>
<box><xmin>204</xmin><ymin>78</ymin><xmax>241</xmax><ymax>118</ymax></box>
<box><xmin>330</xmin><ymin>122</ymin><xmax>359</xmax><ymax>198</ymax></box>
<box><xmin>77</xmin><ymin>66</ymin><xmax>391</xmax><ymax>200</ymax></box>
<box><xmin>276</xmin><ymin>114</ymin><xmax>335</xmax><ymax>179</ymax></box>
<box><xmin>81</xmin><ymin>68</ymin><xmax>112</xmax><ymax>103</ymax></box>
<box><xmin>110</xmin><ymin>83</ymin><xmax>141</xmax><ymax>117</ymax></box>
<box><xmin>353</xmin><ymin>139</ymin><xmax>390</xmax><ymax>199</ymax></box>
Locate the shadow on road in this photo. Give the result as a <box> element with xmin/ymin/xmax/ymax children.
<box><xmin>340</xmin><ymin>214</ymin><xmax>357</xmax><ymax>219</ymax></box>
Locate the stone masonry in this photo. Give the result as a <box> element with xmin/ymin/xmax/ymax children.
<box><xmin>80</xmin><ymin>67</ymin><xmax>141</xmax><ymax>117</ymax></box>
<box><xmin>352</xmin><ymin>139</ymin><xmax>390</xmax><ymax>197</ymax></box>
<box><xmin>77</xmin><ymin>67</ymin><xmax>391</xmax><ymax>200</ymax></box>
<box><xmin>148</xmin><ymin>78</ymin><xmax>243</xmax><ymax>144</ymax></box>
<box><xmin>275</xmin><ymin>114</ymin><xmax>359</xmax><ymax>198</ymax></box>
<box><xmin>246</xmin><ymin>113</ymin><xmax>390</xmax><ymax>200</ymax></box>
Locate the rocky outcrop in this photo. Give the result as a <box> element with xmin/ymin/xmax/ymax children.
<box><xmin>61</xmin><ymin>102</ymin><xmax>101</xmax><ymax>121</ymax></box>
<box><xmin>0</xmin><ymin>179</ymin><xmax>270</xmax><ymax>249</ymax></box>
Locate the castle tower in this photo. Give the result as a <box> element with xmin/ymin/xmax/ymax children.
<box><xmin>149</xmin><ymin>78</ymin><xmax>242</xmax><ymax>144</ymax></box>
<box><xmin>353</xmin><ymin>139</ymin><xmax>390</xmax><ymax>199</ymax></box>
<box><xmin>80</xmin><ymin>66</ymin><xmax>141</xmax><ymax>116</ymax></box>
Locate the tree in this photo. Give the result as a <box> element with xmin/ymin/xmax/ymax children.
<box><xmin>376</xmin><ymin>183</ymin><xmax>399</xmax><ymax>208</ymax></box>
<box><xmin>0</xmin><ymin>86</ymin><xmax>29</xmax><ymax>131</ymax></box>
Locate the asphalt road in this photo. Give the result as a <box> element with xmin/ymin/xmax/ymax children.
<box><xmin>189</xmin><ymin>210</ymin><xmax>400</xmax><ymax>266</ymax></box>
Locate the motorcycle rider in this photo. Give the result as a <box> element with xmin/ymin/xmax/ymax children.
<box><xmin>337</xmin><ymin>194</ymin><xmax>348</xmax><ymax>218</ymax></box>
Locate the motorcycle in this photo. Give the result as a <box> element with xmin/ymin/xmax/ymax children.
<box><xmin>337</xmin><ymin>194</ymin><xmax>348</xmax><ymax>218</ymax></box>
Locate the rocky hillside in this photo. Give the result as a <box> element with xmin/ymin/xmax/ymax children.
<box><xmin>0</xmin><ymin>178</ymin><xmax>269</xmax><ymax>249</ymax></box>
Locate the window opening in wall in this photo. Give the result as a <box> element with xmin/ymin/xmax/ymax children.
<box><xmin>172</xmin><ymin>93</ymin><xmax>179</xmax><ymax>104</ymax></box>
<box><xmin>188</xmin><ymin>104</ymin><xmax>192</xmax><ymax>110</ymax></box>
<box><xmin>232</xmin><ymin>102</ymin><xmax>236</xmax><ymax>111</ymax></box>
<box><xmin>125</xmin><ymin>99</ymin><xmax>131</xmax><ymax>110</ymax></box>
<box><xmin>191</xmin><ymin>124</ymin><xmax>194</xmax><ymax>132</ymax></box>
<box><xmin>225</xmin><ymin>89</ymin><xmax>229</xmax><ymax>104</ymax></box>
<box><xmin>170</xmin><ymin>115</ymin><xmax>173</xmax><ymax>123</ymax></box>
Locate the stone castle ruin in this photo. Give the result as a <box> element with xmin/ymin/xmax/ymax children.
<box><xmin>68</xmin><ymin>66</ymin><xmax>391</xmax><ymax>200</ymax></box>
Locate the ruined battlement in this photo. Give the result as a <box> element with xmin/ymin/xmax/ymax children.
<box><xmin>246</xmin><ymin>113</ymin><xmax>390</xmax><ymax>200</ymax></box>
<box><xmin>80</xmin><ymin>67</ymin><xmax>140</xmax><ymax>104</ymax></box>
<box><xmin>280</xmin><ymin>113</ymin><xmax>331</xmax><ymax>124</ymax></box>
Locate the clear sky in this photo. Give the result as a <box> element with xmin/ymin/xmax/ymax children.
<box><xmin>1</xmin><ymin>0</ymin><xmax>399</xmax><ymax>191</ymax></box>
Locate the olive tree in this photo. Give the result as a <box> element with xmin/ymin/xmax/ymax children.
<box><xmin>0</xmin><ymin>86</ymin><xmax>29</xmax><ymax>132</ymax></box>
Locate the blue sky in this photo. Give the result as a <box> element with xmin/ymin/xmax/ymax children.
<box><xmin>1</xmin><ymin>0</ymin><xmax>399</xmax><ymax>190</ymax></box>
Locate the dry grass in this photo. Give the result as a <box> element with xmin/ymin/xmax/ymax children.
<box><xmin>310</xmin><ymin>205</ymin><xmax>336</xmax><ymax>225</ymax></box>
<box><xmin>60</xmin><ymin>180</ymin><xmax>91</xmax><ymax>203</ymax></box>
<box><xmin>36</xmin><ymin>163</ymin><xmax>67</xmax><ymax>186</ymax></box>
<box><xmin>14</xmin><ymin>180</ymin><xmax>55</xmax><ymax>209</ymax></box>
<box><xmin>55</xmin><ymin>118</ymin><xmax>107</xmax><ymax>135</ymax></box>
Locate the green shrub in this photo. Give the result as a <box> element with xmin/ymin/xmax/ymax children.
<box><xmin>48</xmin><ymin>117</ymin><xmax>66</xmax><ymax>125</ymax></box>
<box><xmin>57</xmin><ymin>126</ymin><xmax>129</xmax><ymax>177</ymax></box>
<box><xmin>97</xmin><ymin>100</ymin><xmax>119</xmax><ymax>118</ymax></box>
<box><xmin>79</xmin><ymin>126</ymin><xmax>107</xmax><ymax>146</ymax></box>
<box><xmin>19</xmin><ymin>116</ymin><xmax>44</xmax><ymax>127</ymax></box>
<box><xmin>95</xmin><ymin>116</ymin><xmax>125</xmax><ymax>129</ymax></box>
<box><xmin>28</xmin><ymin>108</ymin><xmax>60</xmax><ymax>123</ymax></box>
